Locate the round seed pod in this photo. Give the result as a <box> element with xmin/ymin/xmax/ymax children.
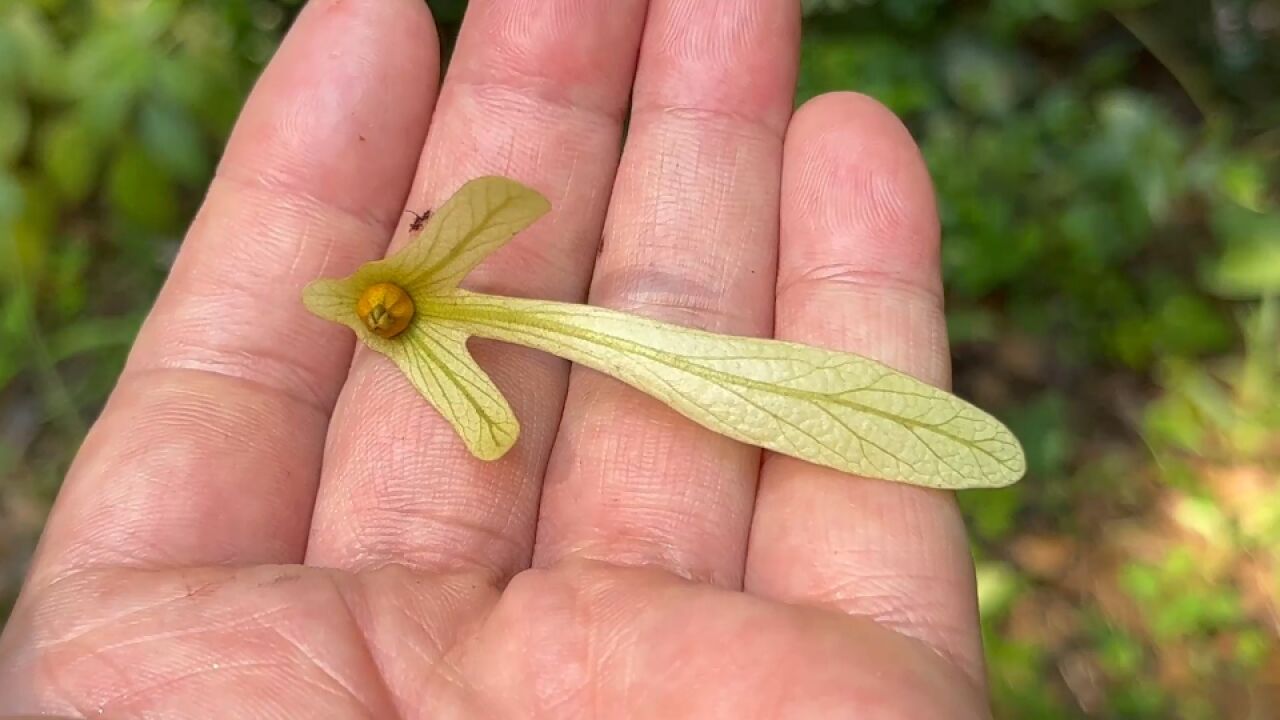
<box><xmin>356</xmin><ymin>282</ymin><xmax>414</xmax><ymax>338</ymax></box>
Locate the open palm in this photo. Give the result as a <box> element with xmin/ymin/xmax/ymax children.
<box><xmin>0</xmin><ymin>1</ymin><xmax>991</xmax><ymax>717</ymax></box>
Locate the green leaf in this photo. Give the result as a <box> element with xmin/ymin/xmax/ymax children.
<box><xmin>0</xmin><ymin>102</ymin><xmax>29</xmax><ymax>164</ymax></box>
<box><xmin>304</xmin><ymin>176</ymin><xmax>1026</xmax><ymax>489</ymax></box>
<box><xmin>139</xmin><ymin>99</ymin><xmax>208</xmax><ymax>185</ymax></box>
<box><xmin>38</xmin><ymin>114</ymin><xmax>100</xmax><ymax>203</ymax></box>
<box><xmin>1208</xmin><ymin>233</ymin><xmax>1280</xmax><ymax>298</ymax></box>
<box><xmin>942</xmin><ymin>37</ymin><xmax>1023</xmax><ymax>118</ymax></box>
<box><xmin>47</xmin><ymin>315</ymin><xmax>140</xmax><ymax>362</ymax></box>
<box><xmin>107</xmin><ymin>142</ymin><xmax>178</xmax><ymax>229</ymax></box>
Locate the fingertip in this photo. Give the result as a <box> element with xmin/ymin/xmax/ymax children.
<box><xmin>218</xmin><ymin>0</ymin><xmax>441</xmax><ymax>223</ymax></box>
<box><xmin>784</xmin><ymin>91</ymin><xmax>939</xmax><ymax>274</ymax></box>
<box><xmin>790</xmin><ymin>91</ymin><xmax>915</xmax><ymax>145</ymax></box>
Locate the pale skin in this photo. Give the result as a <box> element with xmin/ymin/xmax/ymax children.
<box><xmin>0</xmin><ymin>0</ymin><xmax>992</xmax><ymax>718</ymax></box>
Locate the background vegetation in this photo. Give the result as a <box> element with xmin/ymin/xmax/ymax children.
<box><xmin>2</xmin><ymin>0</ymin><xmax>1277</xmax><ymax>716</ymax></box>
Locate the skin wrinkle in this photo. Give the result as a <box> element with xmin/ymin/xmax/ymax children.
<box><xmin>812</xmin><ymin>573</ymin><xmax>972</xmax><ymax>624</ymax></box>
<box><xmin>37</xmin><ymin>374</ymin><xmax>320</xmax><ymax>579</ymax></box>
<box><xmin>346</xmin><ymin>509</ymin><xmax>524</xmax><ymax>580</ymax></box>
<box><xmin>147</xmin><ymin>336</ymin><xmax>330</xmax><ymax>413</ymax></box>
<box><xmin>509</xmin><ymin>569</ymin><xmax>596</xmax><ymax>715</ymax></box>
<box><xmin>453</xmin><ymin>79</ymin><xmax>624</xmax><ymax>137</ymax></box>
<box><xmin>286</xmin><ymin>197</ymin><xmax>320</xmax><ymax>276</ymax></box>
<box><xmin>123</xmin><ymin>361</ymin><xmax>333</xmax><ymax>419</ymax></box>
<box><xmin>31</xmin><ymin>572</ymin><xmax>195</xmax><ymax>649</ymax></box>
<box><xmin>106</xmin><ymin>659</ymin><xmax>289</xmax><ymax>712</ymax></box>
<box><xmin>592</xmin><ymin>268</ymin><xmax>752</xmax><ymax>332</ymax></box>
<box><xmin>353</xmin><ymin>476</ymin><xmax>517</xmax><ymax>538</ymax></box>
<box><xmin>39</xmin><ymin>567</ymin><xmax>386</xmax><ymax>717</ymax></box>
<box><xmin>358</xmin><ymin>568</ymin><xmax>495</xmax><ymax>714</ymax></box>
<box><xmin>79</xmin><ymin>598</ymin><xmax>292</xmax><ymax>659</ymax></box>
<box><xmin>54</xmin><ymin>532</ymin><xmax>176</xmax><ymax>580</ymax></box>
<box><xmin>209</xmin><ymin>169</ymin><xmax>399</xmax><ymax>237</ymax></box>
<box><xmin>86</xmin><ymin>623</ymin><xmax>305</xmax><ymax>715</ymax></box>
<box><xmin>273</xmin><ymin>578</ymin><xmax>391</xmax><ymax>719</ymax></box>
<box><xmin>775</xmin><ymin>262</ymin><xmax>946</xmax><ymax>312</ymax></box>
<box><xmin>421</xmin><ymin>648</ymin><xmax>481</xmax><ymax>717</ymax></box>
<box><xmin>450</xmin><ymin>74</ymin><xmax>628</xmax><ymax>129</ymax></box>
<box><xmin>48</xmin><ymin>625</ymin><xmax>245</xmax><ymax>709</ymax></box>
<box><xmin>634</xmin><ymin>103</ymin><xmax>787</xmax><ymax>140</ymax></box>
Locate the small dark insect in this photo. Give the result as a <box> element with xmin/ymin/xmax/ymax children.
<box><xmin>404</xmin><ymin>208</ymin><xmax>432</xmax><ymax>233</ymax></box>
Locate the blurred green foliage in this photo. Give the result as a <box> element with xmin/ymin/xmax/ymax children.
<box><xmin>2</xmin><ymin>0</ymin><xmax>1278</xmax><ymax>717</ymax></box>
<box><xmin>1</xmin><ymin>0</ymin><xmax>304</xmax><ymax>482</ymax></box>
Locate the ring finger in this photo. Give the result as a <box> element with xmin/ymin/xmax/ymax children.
<box><xmin>533</xmin><ymin>0</ymin><xmax>800</xmax><ymax>587</ymax></box>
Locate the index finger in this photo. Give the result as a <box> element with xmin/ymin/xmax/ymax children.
<box><xmin>27</xmin><ymin>0</ymin><xmax>440</xmax><ymax>583</ymax></box>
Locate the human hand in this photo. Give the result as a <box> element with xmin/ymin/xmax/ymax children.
<box><xmin>0</xmin><ymin>1</ymin><xmax>990</xmax><ymax>717</ymax></box>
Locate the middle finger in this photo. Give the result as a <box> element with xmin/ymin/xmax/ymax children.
<box><xmin>533</xmin><ymin>0</ymin><xmax>801</xmax><ymax>587</ymax></box>
<box><xmin>305</xmin><ymin>0</ymin><xmax>649</xmax><ymax>579</ymax></box>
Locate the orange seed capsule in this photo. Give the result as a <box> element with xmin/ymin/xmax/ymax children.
<box><xmin>356</xmin><ymin>282</ymin><xmax>414</xmax><ymax>338</ymax></box>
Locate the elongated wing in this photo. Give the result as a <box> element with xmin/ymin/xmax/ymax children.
<box><xmin>428</xmin><ymin>292</ymin><xmax>1025</xmax><ymax>489</ymax></box>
